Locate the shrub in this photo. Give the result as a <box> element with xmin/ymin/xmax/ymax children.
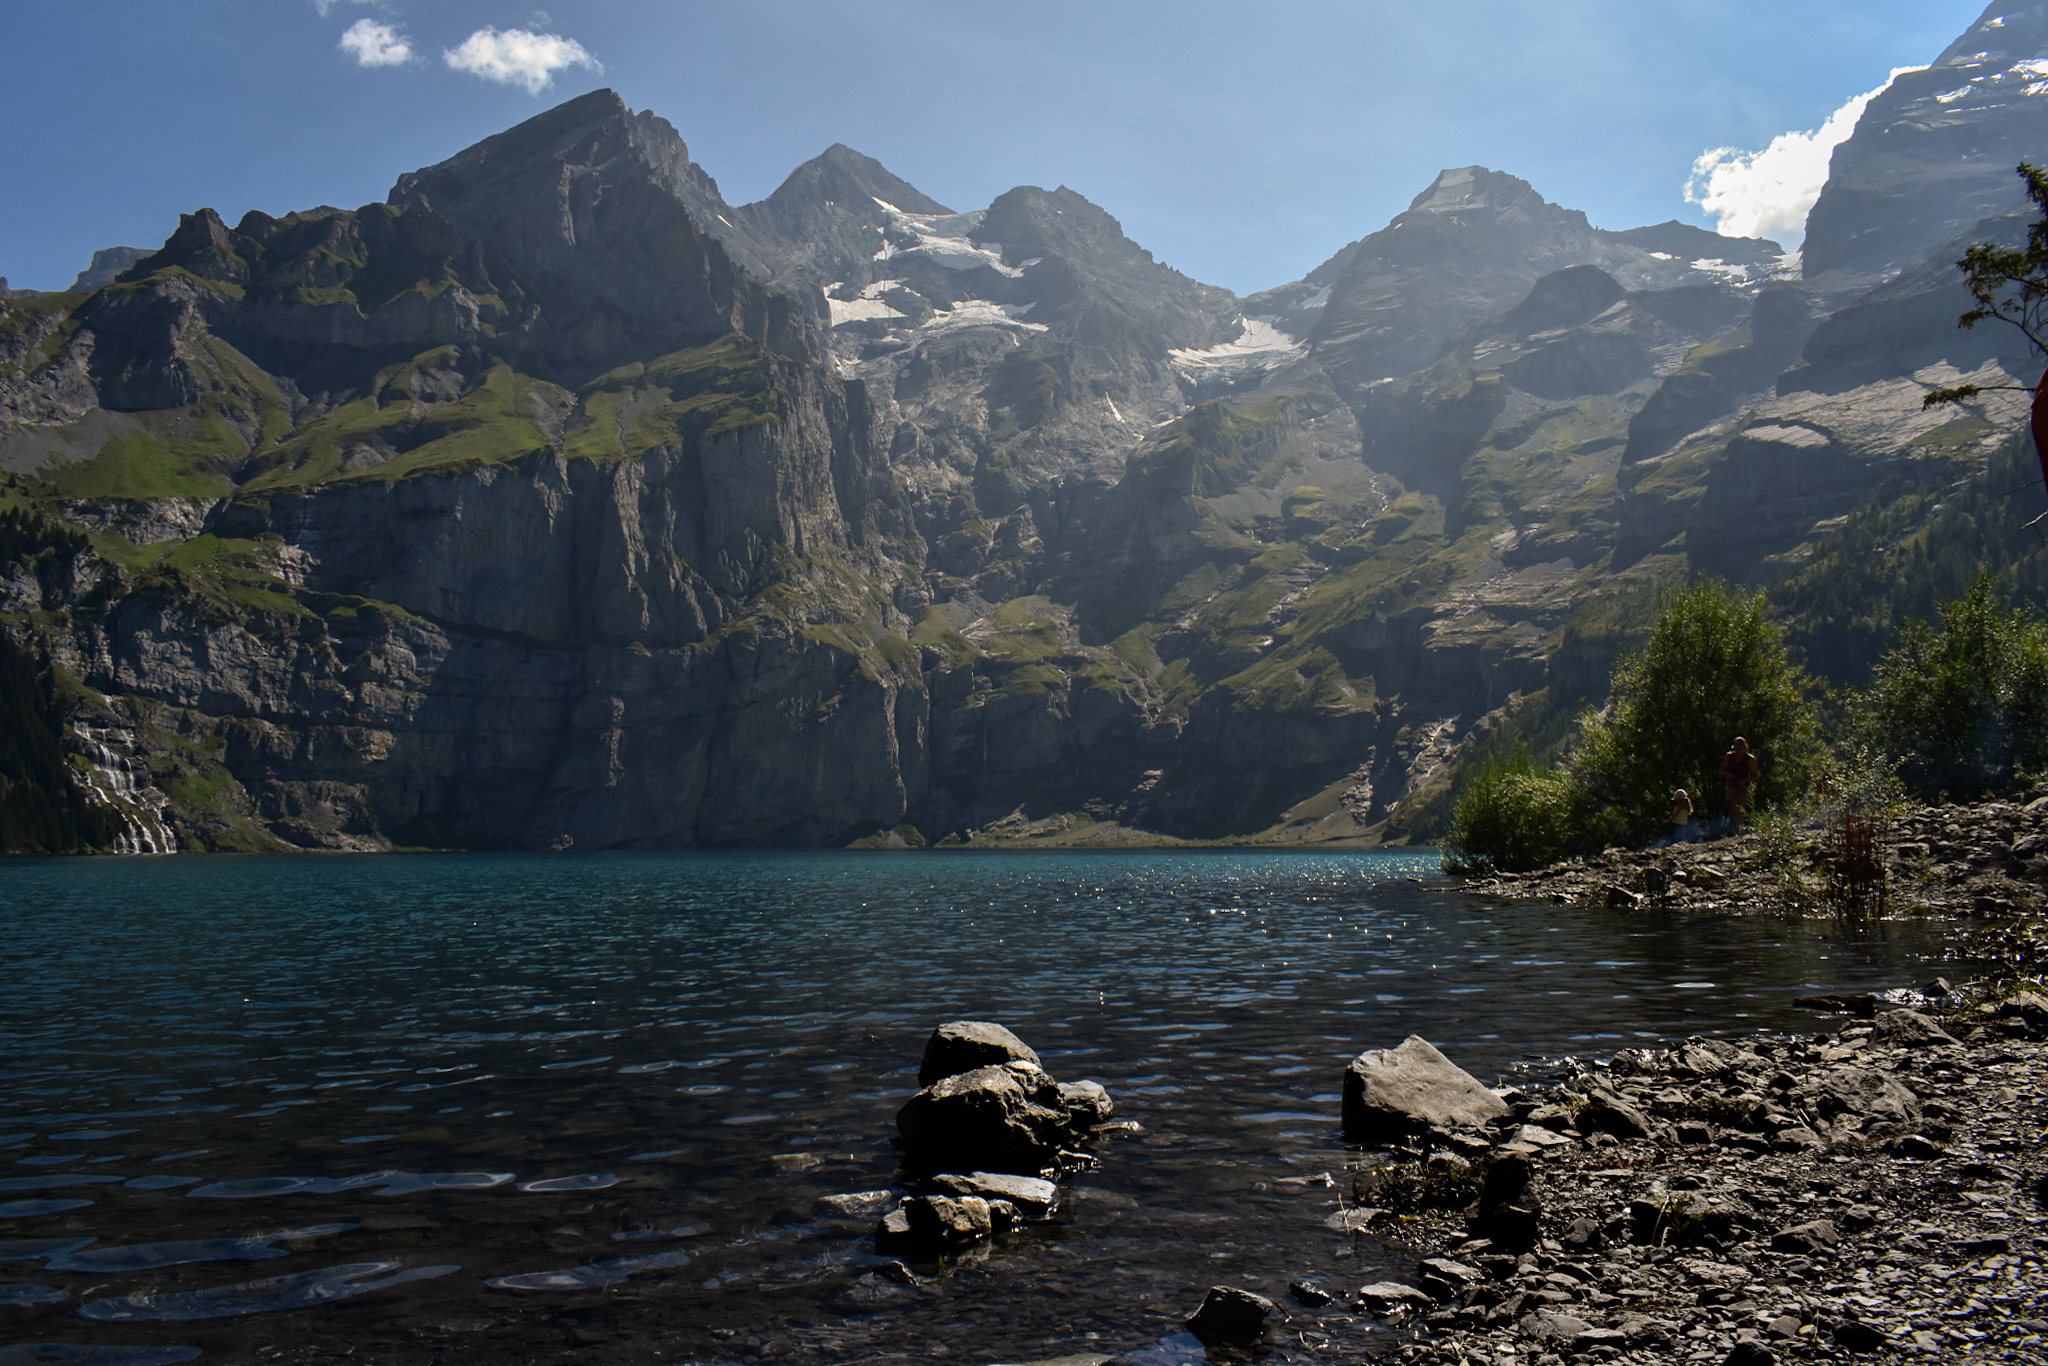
<box><xmin>1443</xmin><ymin>752</ymin><xmax>1584</xmax><ymax>874</ymax></box>
<box><xmin>1845</xmin><ymin>574</ymin><xmax>2048</xmax><ymax>801</ymax></box>
<box><xmin>1570</xmin><ymin>579</ymin><xmax>1823</xmax><ymax>842</ymax></box>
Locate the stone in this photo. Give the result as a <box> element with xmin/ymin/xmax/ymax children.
<box><xmin>927</xmin><ymin>1170</ymin><xmax>1059</xmax><ymax>1219</ymax></box>
<box><xmin>1871</xmin><ymin>1010</ymin><xmax>1957</xmax><ymax>1049</ymax></box>
<box><xmin>1357</xmin><ymin>1281</ymin><xmax>1432</xmax><ymax>1310</ymax></box>
<box><xmin>1577</xmin><ymin>1085</ymin><xmax>1655</xmax><ymax>1140</ymax></box>
<box><xmin>1517</xmin><ymin>1309</ymin><xmax>1590</xmax><ymax>1341</ymax></box>
<box><xmin>1895</xmin><ymin>1133</ymin><xmax>1943</xmax><ymax>1159</ymax></box>
<box><xmin>1288</xmin><ymin>1279</ymin><xmax>1334</xmax><ymax>1307</ymax></box>
<box><xmin>897</xmin><ymin>1062</ymin><xmax>1072</xmax><ymax>1174</ymax></box>
<box><xmin>1832</xmin><ymin>1318</ymin><xmax>1888</xmax><ymax>1351</ymax></box>
<box><xmin>918</xmin><ymin>1021</ymin><xmax>1041</xmax><ymax>1086</ymax></box>
<box><xmin>1468</xmin><ymin>1153</ymin><xmax>1542</xmax><ymax>1253</ymax></box>
<box><xmin>1057</xmin><ymin>1079</ymin><xmax>1115</xmax><ymax>1130</ymax></box>
<box><xmin>1184</xmin><ymin>1285</ymin><xmax>1273</xmax><ymax>1345</ymax></box>
<box><xmin>1722</xmin><ymin>1342</ymin><xmax>1775</xmax><ymax>1366</ymax></box>
<box><xmin>1341</xmin><ymin>1036</ymin><xmax>1510</xmax><ymax>1143</ymax></box>
<box><xmin>875</xmin><ymin>1194</ymin><xmax>992</xmax><ymax>1253</ymax></box>
<box><xmin>1770</xmin><ymin>1219</ymin><xmax>1840</xmax><ymax>1255</ymax></box>
<box><xmin>1416</xmin><ymin>1257</ymin><xmax>1483</xmax><ymax>1301</ymax></box>
<box><xmin>1959</xmin><ymin>1235</ymin><xmax>2012</xmax><ymax>1258</ymax></box>
<box><xmin>1572</xmin><ymin>1326</ymin><xmax>1630</xmax><ymax>1352</ymax></box>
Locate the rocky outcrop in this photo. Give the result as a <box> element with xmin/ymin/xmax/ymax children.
<box><xmin>876</xmin><ymin>1023</ymin><xmax>1116</xmax><ymax>1257</ymax></box>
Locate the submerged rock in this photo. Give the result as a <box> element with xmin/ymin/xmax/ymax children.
<box><xmin>1185</xmin><ymin>1284</ymin><xmax>1274</xmax><ymax>1345</ymax></box>
<box><xmin>1341</xmin><ymin>1035</ymin><xmax>1509</xmax><ymax>1143</ymax></box>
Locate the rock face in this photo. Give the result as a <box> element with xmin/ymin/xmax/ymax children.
<box><xmin>1342</xmin><ymin>1035</ymin><xmax>1510</xmax><ymax>1143</ymax></box>
<box><xmin>1802</xmin><ymin>1</ymin><xmax>2048</xmax><ymax>282</ymax></box>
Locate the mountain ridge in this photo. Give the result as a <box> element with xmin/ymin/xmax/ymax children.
<box><xmin>1</xmin><ymin>3</ymin><xmax>2039</xmax><ymax>855</ymax></box>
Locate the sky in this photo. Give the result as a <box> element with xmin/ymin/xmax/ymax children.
<box><xmin>0</xmin><ymin>0</ymin><xmax>1991</xmax><ymax>296</ymax></box>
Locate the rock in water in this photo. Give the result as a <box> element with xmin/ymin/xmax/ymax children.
<box><xmin>1058</xmin><ymin>1079</ymin><xmax>1114</xmax><ymax>1129</ymax></box>
<box><xmin>874</xmin><ymin>1194</ymin><xmax>992</xmax><ymax>1254</ymax></box>
<box><xmin>1341</xmin><ymin>1036</ymin><xmax>1509</xmax><ymax>1142</ymax></box>
<box><xmin>896</xmin><ymin>1062</ymin><xmax>1071</xmax><ymax>1174</ymax></box>
<box><xmin>1185</xmin><ymin>1285</ymin><xmax>1274</xmax><ymax>1345</ymax></box>
<box><xmin>927</xmin><ymin>1170</ymin><xmax>1059</xmax><ymax>1219</ymax></box>
<box><xmin>917</xmin><ymin>1021</ymin><xmax>1042</xmax><ymax>1086</ymax></box>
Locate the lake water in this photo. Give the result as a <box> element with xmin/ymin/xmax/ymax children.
<box><xmin>0</xmin><ymin>850</ymin><xmax>1955</xmax><ymax>1365</ymax></box>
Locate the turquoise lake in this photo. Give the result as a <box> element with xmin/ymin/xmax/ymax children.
<box><xmin>0</xmin><ymin>849</ymin><xmax>1954</xmax><ymax>1364</ymax></box>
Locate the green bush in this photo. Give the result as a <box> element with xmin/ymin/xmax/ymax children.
<box><xmin>1845</xmin><ymin>574</ymin><xmax>2048</xmax><ymax>800</ymax></box>
<box><xmin>1443</xmin><ymin>752</ymin><xmax>1584</xmax><ymax>874</ymax></box>
<box><xmin>1571</xmin><ymin>579</ymin><xmax>1823</xmax><ymax>842</ymax></box>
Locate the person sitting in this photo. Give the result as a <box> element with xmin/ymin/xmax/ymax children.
<box><xmin>1650</xmin><ymin>788</ymin><xmax>1704</xmax><ymax>847</ymax></box>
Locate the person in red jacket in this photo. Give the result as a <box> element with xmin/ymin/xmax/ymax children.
<box><xmin>1723</xmin><ymin>737</ymin><xmax>1761</xmax><ymax>831</ymax></box>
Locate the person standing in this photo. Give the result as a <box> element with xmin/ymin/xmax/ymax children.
<box><xmin>1723</xmin><ymin>737</ymin><xmax>1760</xmax><ymax>830</ymax></box>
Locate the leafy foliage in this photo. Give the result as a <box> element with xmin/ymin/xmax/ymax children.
<box><xmin>1923</xmin><ymin>162</ymin><xmax>2048</xmax><ymax>408</ymax></box>
<box><xmin>1571</xmin><ymin>580</ymin><xmax>1824</xmax><ymax>840</ymax></box>
<box><xmin>1844</xmin><ymin>574</ymin><xmax>2048</xmax><ymax>801</ymax></box>
<box><xmin>1442</xmin><ymin>752</ymin><xmax>1585</xmax><ymax>874</ymax></box>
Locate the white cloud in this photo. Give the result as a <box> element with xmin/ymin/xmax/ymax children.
<box><xmin>443</xmin><ymin>27</ymin><xmax>600</xmax><ymax>94</ymax></box>
<box><xmin>339</xmin><ymin>18</ymin><xmax>413</xmax><ymax>67</ymax></box>
<box><xmin>1685</xmin><ymin>66</ymin><xmax>1925</xmax><ymax>247</ymax></box>
<box><xmin>313</xmin><ymin>0</ymin><xmax>380</xmax><ymax>16</ymax></box>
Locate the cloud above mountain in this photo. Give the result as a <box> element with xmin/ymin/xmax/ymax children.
<box><xmin>443</xmin><ymin>26</ymin><xmax>600</xmax><ymax>94</ymax></box>
<box><xmin>1685</xmin><ymin>66</ymin><xmax>1924</xmax><ymax>249</ymax></box>
<box><xmin>339</xmin><ymin>18</ymin><xmax>412</xmax><ymax>67</ymax></box>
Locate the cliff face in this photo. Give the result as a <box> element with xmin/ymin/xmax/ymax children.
<box><xmin>1</xmin><ymin>0</ymin><xmax>2041</xmax><ymax>855</ymax></box>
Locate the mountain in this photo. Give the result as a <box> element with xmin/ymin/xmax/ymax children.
<box><xmin>1803</xmin><ymin>0</ymin><xmax>2048</xmax><ymax>282</ymax></box>
<box><xmin>0</xmin><ymin>0</ymin><xmax>2041</xmax><ymax>854</ymax></box>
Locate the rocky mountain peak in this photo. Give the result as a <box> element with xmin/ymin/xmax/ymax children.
<box><xmin>1405</xmin><ymin>166</ymin><xmax>1559</xmax><ymax>218</ymax></box>
<box><xmin>769</xmin><ymin>144</ymin><xmax>951</xmax><ymax>218</ymax></box>
<box><xmin>1802</xmin><ymin>0</ymin><xmax>2048</xmax><ymax>280</ymax></box>
<box><xmin>388</xmin><ymin>88</ymin><xmax>807</xmax><ymax>374</ymax></box>
<box><xmin>122</xmin><ymin>207</ymin><xmax>247</xmax><ymax>286</ymax></box>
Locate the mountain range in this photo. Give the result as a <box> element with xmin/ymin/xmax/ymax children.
<box><xmin>2</xmin><ymin>0</ymin><xmax>2043</xmax><ymax>853</ymax></box>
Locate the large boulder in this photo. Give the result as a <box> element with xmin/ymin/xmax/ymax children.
<box><xmin>1342</xmin><ymin>1036</ymin><xmax>1509</xmax><ymax>1143</ymax></box>
<box><xmin>897</xmin><ymin>1061</ymin><xmax>1071</xmax><ymax>1174</ymax></box>
<box><xmin>918</xmin><ymin>1021</ymin><xmax>1041</xmax><ymax>1086</ymax></box>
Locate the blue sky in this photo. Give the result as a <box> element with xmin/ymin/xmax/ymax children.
<box><xmin>0</xmin><ymin>1</ymin><xmax>1989</xmax><ymax>295</ymax></box>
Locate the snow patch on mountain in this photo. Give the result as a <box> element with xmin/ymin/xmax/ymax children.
<box><xmin>916</xmin><ymin>299</ymin><xmax>1046</xmax><ymax>335</ymax></box>
<box><xmin>871</xmin><ymin>198</ymin><xmax>1023</xmax><ymax>276</ymax></box>
<box><xmin>1168</xmin><ymin>318</ymin><xmax>1303</xmax><ymax>377</ymax></box>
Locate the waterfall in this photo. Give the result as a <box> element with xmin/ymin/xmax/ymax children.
<box><xmin>71</xmin><ymin>723</ymin><xmax>177</xmax><ymax>855</ymax></box>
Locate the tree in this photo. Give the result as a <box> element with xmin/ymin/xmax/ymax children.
<box><xmin>1924</xmin><ymin>163</ymin><xmax>2048</xmax><ymax>499</ymax></box>
<box><xmin>1845</xmin><ymin>574</ymin><xmax>2048</xmax><ymax>801</ymax></box>
<box><xmin>1570</xmin><ymin>579</ymin><xmax>1823</xmax><ymax>841</ymax></box>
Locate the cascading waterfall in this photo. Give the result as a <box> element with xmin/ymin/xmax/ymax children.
<box><xmin>71</xmin><ymin>723</ymin><xmax>177</xmax><ymax>855</ymax></box>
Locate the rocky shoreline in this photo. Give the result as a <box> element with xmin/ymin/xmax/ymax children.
<box><xmin>1456</xmin><ymin>794</ymin><xmax>2048</xmax><ymax>919</ymax></box>
<box><xmin>1290</xmin><ymin>1003</ymin><xmax>2047</xmax><ymax>1365</ymax></box>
